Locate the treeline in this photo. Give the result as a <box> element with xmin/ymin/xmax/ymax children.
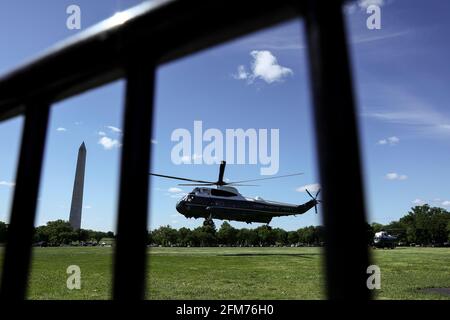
<box><xmin>0</xmin><ymin>205</ymin><xmax>449</xmax><ymax>247</ymax></box>
<box><xmin>149</xmin><ymin>223</ymin><xmax>325</xmax><ymax>247</ymax></box>
<box><xmin>33</xmin><ymin>220</ymin><xmax>115</xmax><ymax>246</ymax></box>
<box><xmin>0</xmin><ymin>220</ymin><xmax>114</xmax><ymax>246</ymax></box>
<box><xmin>149</xmin><ymin>205</ymin><xmax>450</xmax><ymax>247</ymax></box>
<box><xmin>367</xmin><ymin>205</ymin><xmax>450</xmax><ymax>246</ymax></box>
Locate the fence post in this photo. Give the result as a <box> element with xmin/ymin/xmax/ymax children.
<box><xmin>303</xmin><ymin>0</ymin><xmax>372</xmax><ymax>300</ymax></box>
<box><xmin>112</xmin><ymin>62</ymin><xmax>155</xmax><ymax>300</ymax></box>
<box><xmin>0</xmin><ymin>103</ymin><xmax>50</xmax><ymax>299</ymax></box>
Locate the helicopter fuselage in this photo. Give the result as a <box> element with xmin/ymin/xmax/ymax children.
<box><xmin>176</xmin><ymin>187</ymin><xmax>317</xmax><ymax>224</ymax></box>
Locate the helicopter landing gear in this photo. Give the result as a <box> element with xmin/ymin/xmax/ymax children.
<box><xmin>203</xmin><ymin>215</ymin><xmax>215</xmax><ymax>229</ymax></box>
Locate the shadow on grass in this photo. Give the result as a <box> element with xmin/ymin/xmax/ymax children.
<box><xmin>217</xmin><ymin>253</ymin><xmax>321</xmax><ymax>258</ymax></box>
<box><xmin>419</xmin><ymin>288</ymin><xmax>450</xmax><ymax>296</ymax></box>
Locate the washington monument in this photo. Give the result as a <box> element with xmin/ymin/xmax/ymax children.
<box><xmin>69</xmin><ymin>142</ymin><xmax>86</xmax><ymax>230</ymax></box>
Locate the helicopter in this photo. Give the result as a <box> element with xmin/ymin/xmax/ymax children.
<box><xmin>373</xmin><ymin>231</ymin><xmax>397</xmax><ymax>249</ymax></box>
<box><xmin>150</xmin><ymin>161</ymin><xmax>321</xmax><ymax>228</ymax></box>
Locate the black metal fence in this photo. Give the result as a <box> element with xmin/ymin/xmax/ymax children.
<box><xmin>0</xmin><ymin>0</ymin><xmax>370</xmax><ymax>300</ymax></box>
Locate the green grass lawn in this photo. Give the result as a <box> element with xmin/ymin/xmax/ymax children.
<box><xmin>0</xmin><ymin>247</ymin><xmax>449</xmax><ymax>299</ymax></box>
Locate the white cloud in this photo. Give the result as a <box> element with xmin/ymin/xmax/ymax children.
<box><xmin>387</xmin><ymin>136</ymin><xmax>400</xmax><ymax>144</ymax></box>
<box><xmin>358</xmin><ymin>0</ymin><xmax>385</xmax><ymax>8</ymax></box>
<box><xmin>369</xmin><ymin>109</ymin><xmax>450</xmax><ymax>136</ymax></box>
<box><xmin>296</xmin><ymin>183</ymin><xmax>321</xmax><ymax>193</ymax></box>
<box><xmin>98</xmin><ymin>136</ymin><xmax>121</xmax><ymax>150</ymax></box>
<box><xmin>74</xmin><ymin>121</ymin><xmax>83</xmax><ymax>125</ymax></box>
<box><xmin>107</xmin><ymin>126</ymin><xmax>122</xmax><ymax>133</ymax></box>
<box><xmin>233</xmin><ymin>65</ymin><xmax>249</xmax><ymax>80</ymax></box>
<box><xmin>385</xmin><ymin>173</ymin><xmax>398</xmax><ymax>180</ymax></box>
<box><xmin>56</xmin><ymin>127</ymin><xmax>67</xmax><ymax>132</ymax></box>
<box><xmin>412</xmin><ymin>198</ymin><xmax>450</xmax><ymax>207</ymax></box>
<box><xmin>168</xmin><ymin>187</ymin><xmax>183</xmax><ymax>193</ymax></box>
<box><xmin>363</xmin><ymin>85</ymin><xmax>450</xmax><ymax>139</ymax></box>
<box><xmin>98</xmin><ymin>131</ymin><xmax>106</xmax><ymax>136</ymax></box>
<box><xmin>352</xmin><ymin>31</ymin><xmax>410</xmax><ymax>44</ymax></box>
<box><xmin>151</xmin><ymin>139</ymin><xmax>158</xmax><ymax>144</ymax></box>
<box><xmin>345</xmin><ymin>0</ymin><xmax>386</xmax><ymax>13</ymax></box>
<box><xmin>250</xmin><ymin>50</ymin><xmax>293</xmax><ymax>83</ymax></box>
<box><xmin>234</xmin><ymin>50</ymin><xmax>293</xmax><ymax>84</ymax></box>
<box><xmin>170</xmin><ymin>192</ymin><xmax>187</xmax><ymax>199</ymax></box>
<box><xmin>385</xmin><ymin>173</ymin><xmax>408</xmax><ymax>180</ymax></box>
<box><xmin>0</xmin><ymin>181</ymin><xmax>15</xmax><ymax>188</ymax></box>
<box><xmin>84</xmin><ymin>205</ymin><xmax>92</xmax><ymax>209</ymax></box>
<box><xmin>378</xmin><ymin>136</ymin><xmax>400</xmax><ymax>146</ymax></box>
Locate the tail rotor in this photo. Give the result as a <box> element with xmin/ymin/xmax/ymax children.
<box><xmin>305</xmin><ymin>189</ymin><xmax>322</xmax><ymax>214</ymax></box>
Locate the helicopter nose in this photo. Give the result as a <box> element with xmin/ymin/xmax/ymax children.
<box><xmin>176</xmin><ymin>200</ymin><xmax>186</xmax><ymax>214</ymax></box>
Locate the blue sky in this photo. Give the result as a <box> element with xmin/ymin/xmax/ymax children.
<box><xmin>1</xmin><ymin>0</ymin><xmax>450</xmax><ymax>232</ymax></box>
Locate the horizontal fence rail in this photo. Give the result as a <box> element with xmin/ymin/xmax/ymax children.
<box><xmin>0</xmin><ymin>0</ymin><xmax>370</xmax><ymax>300</ymax></box>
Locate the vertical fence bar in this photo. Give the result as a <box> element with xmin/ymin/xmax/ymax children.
<box><xmin>113</xmin><ymin>62</ymin><xmax>155</xmax><ymax>300</ymax></box>
<box><xmin>303</xmin><ymin>0</ymin><xmax>371</xmax><ymax>299</ymax></box>
<box><xmin>0</xmin><ymin>103</ymin><xmax>50</xmax><ymax>299</ymax></box>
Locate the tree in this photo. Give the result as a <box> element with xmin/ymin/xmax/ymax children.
<box><xmin>315</xmin><ymin>226</ymin><xmax>325</xmax><ymax>245</ymax></box>
<box><xmin>398</xmin><ymin>205</ymin><xmax>450</xmax><ymax>245</ymax></box>
<box><xmin>385</xmin><ymin>221</ymin><xmax>407</xmax><ymax>243</ymax></box>
<box><xmin>147</xmin><ymin>230</ymin><xmax>153</xmax><ymax>245</ymax></box>
<box><xmin>236</xmin><ymin>228</ymin><xmax>258</xmax><ymax>246</ymax></box>
<box><xmin>217</xmin><ymin>222</ymin><xmax>237</xmax><ymax>246</ymax></box>
<box><xmin>272</xmin><ymin>228</ymin><xmax>287</xmax><ymax>246</ymax></box>
<box><xmin>367</xmin><ymin>223</ymin><xmax>375</xmax><ymax>246</ymax></box>
<box><xmin>447</xmin><ymin>221</ymin><xmax>450</xmax><ymax>242</ymax></box>
<box><xmin>287</xmin><ymin>231</ymin><xmax>299</xmax><ymax>245</ymax></box>
<box><xmin>177</xmin><ymin>227</ymin><xmax>193</xmax><ymax>246</ymax></box>
<box><xmin>0</xmin><ymin>221</ymin><xmax>7</xmax><ymax>243</ymax></box>
<box><xmin>192</xmin><ymin>226</ymin><xmax>216</xmax><ymax>246</ymax></box>
<box><xmin>429</xmin><ymin>208</ymin><xmax>449</xmax><ymax>244</ymax></box>
<box><xmin>255</xmin><ymin>225</ymin><xmax>275</xmax><ymax>246</ymax></box>
<box><xmin>298</xmin><ymin>226</ymin><xmax>315</xmax><ymax>245</ymax></box>
<box><xmin>371</xmin><ymin>222</ymin><xmax>385</xmax><ymax>233</ymax></box>
<box><xmin>151</xmin><ymin>225</ymin><xmax>178</xmax><ymax>246</ymax></box>
<box><xmin>34</xmin><ymin>220</ymin><xmax>78</xmax><ymax>246</ymax></box>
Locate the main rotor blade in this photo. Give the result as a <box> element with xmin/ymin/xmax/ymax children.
<box><xmin>315</xmin><ymin>189</ymin><xmax>321</xmax><ymax>198</ymax></box>
<box><xmin>149</xmin><ymin>173</ymin><xmax>214</xmax><ymax>184</ymax></box>
<box><xmin>177</xmin><ymin>183</ymin><xmax>217</xmax><ymax>186</ymax></box>
<box><xmin>226</xmin><ymin>184</ymin><xmax>259</xmax><ymax>186</ymax></box>
<box><xmin>218</xmin><ymin>161</ymin><xmax>226</xmax><ymax>185</ymax></box>
<box><xmin>228</xmin><ymin>172</ymin><xmax>303</xmax><ymax>184</ymax></box>
<box><xmin>305</xmin><ymin>189</ymin><xmax>314</xmax><ymax>199</ymax></box>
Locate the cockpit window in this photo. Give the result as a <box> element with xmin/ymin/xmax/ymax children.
<box><xmin>211</xmin><ymin>189</ymin><xmax>236</xmax><ymax>197</ymax></box>
<box><xmin>192</xmin><ymin>188</ymin><xmax>210</xmax><ymax>195</ymax></box>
